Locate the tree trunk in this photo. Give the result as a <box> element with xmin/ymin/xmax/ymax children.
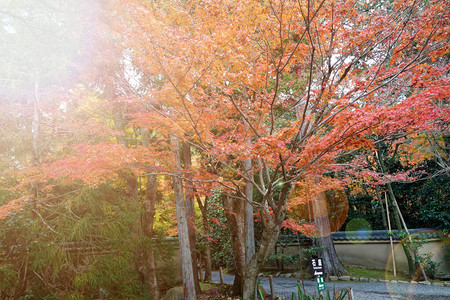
<box><xmin>142</xmin><ymin>175</ymin><xmax>160</xmax><ymax>300</ymax></box>
<box><xmin>242</xmin><ymin>182</ymin><xmax>292</xmax><ymax>299</ymax></box>
<box><xmin>181</xmin><ymin>142</ymin><xmax>201</xmax><ymax>294</ymax></box>
<box><xmin>244</xmin><ymin>158</ymin><xmax>255</xmax><ymax>264</ymax></box>
<box><xmin>243</xmin><ymin>220</ymin><xmax>281</xmax><ymax>299</ymax></box>
<box><xmin>203</xmin><ymin>238</ymin><xmax>212</xmax><ymax>281</ymax></box>
<box><xmin>171</xmin><ymin>135</ymin><xmax>196</xmax><ymax>300</ymax></box>
<box><xmin>374</xmin><ymin>185</ymin><xmax>388</xmax><ymax>230</ymax></box>
<box><xmin>198</xmin><ymin>196</ymin><xmax>212</xmax><ymax>281</ymax></box>
<box><xmin>223</xmin><ymin>194</ymin><xmax>246</xmax><ymax>296</ymax></box>
<box><xmin>313</xmin><ymin>234</ymin><xmax>346</xmax><ymax>277</ymax></box>
<box><xmin>389</xmin><ymin>190</ymin><xmax>428</xmax><ymax>281</ymax></box>
<box><xmin>311</xmin><ymin>181</ymin><xmax>346</xmax><ymax>277</ymax></box>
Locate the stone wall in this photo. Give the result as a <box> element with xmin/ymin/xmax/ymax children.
<box><xmin>334</xmin><ymin>238</ymin><xmax>449</xmax><ymax>276</ymax></box>
<box><xmin>265</xmin><ymin>231</ymin><xmax>449</xmax><ymax>278</ymax></box>
<box><xmin>164</xmin><ymin>230</ymin><xmax>449</xmax><ymax>280</ymax></box>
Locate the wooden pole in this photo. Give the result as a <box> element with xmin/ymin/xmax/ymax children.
<box><xmin>269</xmin><ymin>275</ymin><xmax>274</xmax><ymax>299</ymax></box>
<box><xmin>348</xmin><ymin>288</ymin><xmax>354</xmax><ymax>300</ymax></box>
<box><xmin>376</xmin><ymin>150</ymin><xmax>428</xmax><ymax>281</ymax></box>
<box><xmin>219</xmin><ymin>267</ymin><xmax>224</xmax><ymax>284</ymax></box>
<box><xmin>385</xmin><ymin>192</ymin><xmax>397</xmax><ymax>276</ymax></box>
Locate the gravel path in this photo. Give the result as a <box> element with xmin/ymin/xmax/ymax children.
<box><xmin>210</xmin><ymin>272</ymin><xmax>450</xmax><ymax>299</ymax></box>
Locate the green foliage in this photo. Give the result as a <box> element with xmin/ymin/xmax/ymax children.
<box><xmin>440</xmin><ymin>231</ymin><xmax>450</xmax><ymax>264</ymax></box>
<box><xmin>267</xmin><ymin>252</ymin><xmax>302</xmax><ymax>267</ymax></box>
<box><xmin>258</xmin><ymin>287</ymin><xmax>264</xmax><ymax>300</ymax></box>
<box><xmin>421</xmin><ymin>258</ymin><xmax>441</xmax><ymax>279</ymax></box>
<box><xmin>343</xmin><ymin>193</ymin><xmax>384</xmax><ymax>230</ymax></box>
<box><xmin>268</xmin><ymin>243</ymin><xmax>322</xmax><ymax>270</ymax></box>
<box><xmin>302</xmin><ymin>245</ymin><xmax>323</xmax><ymax>259</ymax></box>
<box><xmin>0</xmin><ymin>263</ymin><xmax>19</xmax><ymax>296</ymax></box>
<box><xmin>0</xmin><ymin>184</ymin><xmax>157</xmax><ymax>299</ymax></box>
<box><xmin>260</xmin><ymin>283</ymin><xmax>348</xmax><ymax>300</ymax></box>
<box><xmin>394</xmin><ymin>168</ymin><xmax>450</xmax><ymax>231</ymax></box>
<box><xmin>199</xmin><ymin>190</ymin><xmax>234</xmax><ymax>269</ymax></box>
<box><xmin>399</xmin><ymin>231</ymin><xmax>442</xmax><ymax>279</ymax></box>
<box><xmin>343</xmin><ymin>159</ymin><xmax>449</xmax><ymax>232</ymax></box>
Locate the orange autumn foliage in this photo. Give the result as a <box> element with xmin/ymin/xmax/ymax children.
<box><xmin>1</xmin><ymin>0</ymin><xmax>448</xmax><ymax>249</ymax></box>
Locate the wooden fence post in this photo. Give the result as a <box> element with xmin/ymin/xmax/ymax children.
<box><xmin>269</xmin><ymin>275</ymin><xmax>274</xmax><ymax>299</ymax></box>
<box><xmin>385</xmin><ymin>192</ymin><xmax>397</xmax><ymax>276</ymax></box>
<box><xmin>348</xmin><ymin>288</ymin><xmax>354</xmax><ymax>300</ymax></box>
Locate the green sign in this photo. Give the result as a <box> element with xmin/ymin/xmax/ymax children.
<box><xmin>316</xmin><ymin>276</ymin><xmax>325</xmax><ymax>292</ymax></box>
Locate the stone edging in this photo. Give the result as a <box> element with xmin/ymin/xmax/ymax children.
<box><xmin>261</xmin><ymin>273</ymin><xmax>450</xmax><ymax>287</ymax></box>
<box><xmin>327</xmin><ymin>275</ymin><xmax>450</xmax><ymax>287</ymax></box>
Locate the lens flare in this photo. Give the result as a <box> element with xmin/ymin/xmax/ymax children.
<box><xmin>345</xmin><ymin>218</ymin><xmax>372</xmax><ymax>244</ymax></box>
<box><xmin>287</xmin><ymin>183</ymin><xmax>349</xmax><ymax>238</ymax></box>
<box><xmin>384</xmin><ymin>229</ymin><xmax>449</xmax><ymax>299</ymax></box>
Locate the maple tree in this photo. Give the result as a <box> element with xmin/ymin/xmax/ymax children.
<box><xmin>118</xmin><ymin>0</ymin><xmax>449</xmax><ymax>297</ymax></box>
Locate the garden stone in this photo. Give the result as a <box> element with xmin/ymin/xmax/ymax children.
<box><xmin>329</xmin><ymin>276</ymin><xmax>339</xmax><ymax>281</ymax></box>
<box><xmin>351</xmin><ymin>277</ymin><xmax>359</xmax><ymax>281</ymax></box>
<box><xmin>369</xmin><ymin>278</ymin><xmax>377</xmax><ymax>282</ymax></box>
<box><xmin>360</xmin><ymin>277</ymin><xmax>368</xmax><ymax>282</ymax></box>
<box><xmin>419</xmin><ymin>281</ymin><xmax>431</xmax><ymax>285</ymax></box>
<box><xmin>339</xmin><ymin>276</ymin><xmax>351</xmax><ymax>281</ymax></box>
<box><xmin>432</xmin><ymin>282</ymin><xmax>444</xmax><ymax>287</ymax></box>
<box><xmin>379</xmin><ymin>279</ymin><xmax>389</xmax><ymax>283</ymax></box>
<box><xmin>398</xmin><ymin>280</ymin><xmax>409</xmax><ymax>284</ymax></box>
<box><xmin>444</xmin><ymin>282</ymin><xmax>450</xmax><ymax>287</ymax></box>
<box><xmin>390</xmin><ymin>280</ymin><xmax>398</xmax><ymax>284</ymax></box>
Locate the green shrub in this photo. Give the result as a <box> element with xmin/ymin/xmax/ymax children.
<box><xmin>0</xmin><ymin>185</ymin><xmax>153</xmax><ymax>298</ymax></box>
